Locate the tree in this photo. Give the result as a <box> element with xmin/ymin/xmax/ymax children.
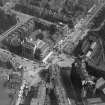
<box><xmin>34</xmin><ymin>48</ymin><xmax>42</xmax><ymax>60</ymax></box>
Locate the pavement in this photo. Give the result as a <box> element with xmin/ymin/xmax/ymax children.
<box><xmin>52</xmin><ymin>53</ymin><xmax>74</xmax><ymax>68</ymax></box>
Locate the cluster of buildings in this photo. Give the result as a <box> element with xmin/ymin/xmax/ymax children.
<box><xmin>0</xmin><ymin>0</ymin><xmax>105</xmax><ymax>105</ymax></box>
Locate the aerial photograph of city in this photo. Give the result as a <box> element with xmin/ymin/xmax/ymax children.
<box><xmin>0</xmin><ymin>0</ymin><xmax>105</xmax><ymax>105</ymax></box>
